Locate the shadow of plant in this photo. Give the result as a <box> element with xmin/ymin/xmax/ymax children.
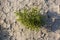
<box><xmin>45</xmin><ymin>10</ymin><xmax>60</xmax><ymax>32</ymax></box>
<box><xmin>0</xmin><ymin>25</ymin><xmax>10</xmax><ymax>40</ymax></box>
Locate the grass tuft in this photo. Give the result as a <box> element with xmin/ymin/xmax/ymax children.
<box><xmin>15</xmin><ymin>7</ymin><xmax>46</xmax><ymax>31</ymax></box>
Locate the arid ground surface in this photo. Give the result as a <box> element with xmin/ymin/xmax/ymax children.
<box><xmin>0</xmin><ymin>0</ymin><xmax>60</xmax><ymax>40</ymax></box>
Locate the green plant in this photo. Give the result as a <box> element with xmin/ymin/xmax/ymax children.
<box><xmin>15</xmin><ymin>7</ymin><xmax>46</xmax><ymax>31</ymax></box>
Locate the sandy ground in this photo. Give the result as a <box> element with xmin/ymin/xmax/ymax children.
<box><xmin>0</xmin><ymin>0</ymin><xmax>60</xmax><ymax>40</ymax></box>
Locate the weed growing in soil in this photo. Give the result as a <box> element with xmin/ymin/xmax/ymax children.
<box><xmin>15</xmin><ymin>7</ymin><xmax>46</xmax><ymax>31</ymax></box>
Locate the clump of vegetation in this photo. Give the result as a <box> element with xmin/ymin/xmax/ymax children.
<box><xmin>15</xmin><ymin>7</ymin><xmax>46</xmax><ymax>31</ymax></box>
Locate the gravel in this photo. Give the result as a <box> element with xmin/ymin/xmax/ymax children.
<box><xmin>0</xmin><ymin>0</ymin><xmax>60</xmax><ymax>40</ymax></box>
